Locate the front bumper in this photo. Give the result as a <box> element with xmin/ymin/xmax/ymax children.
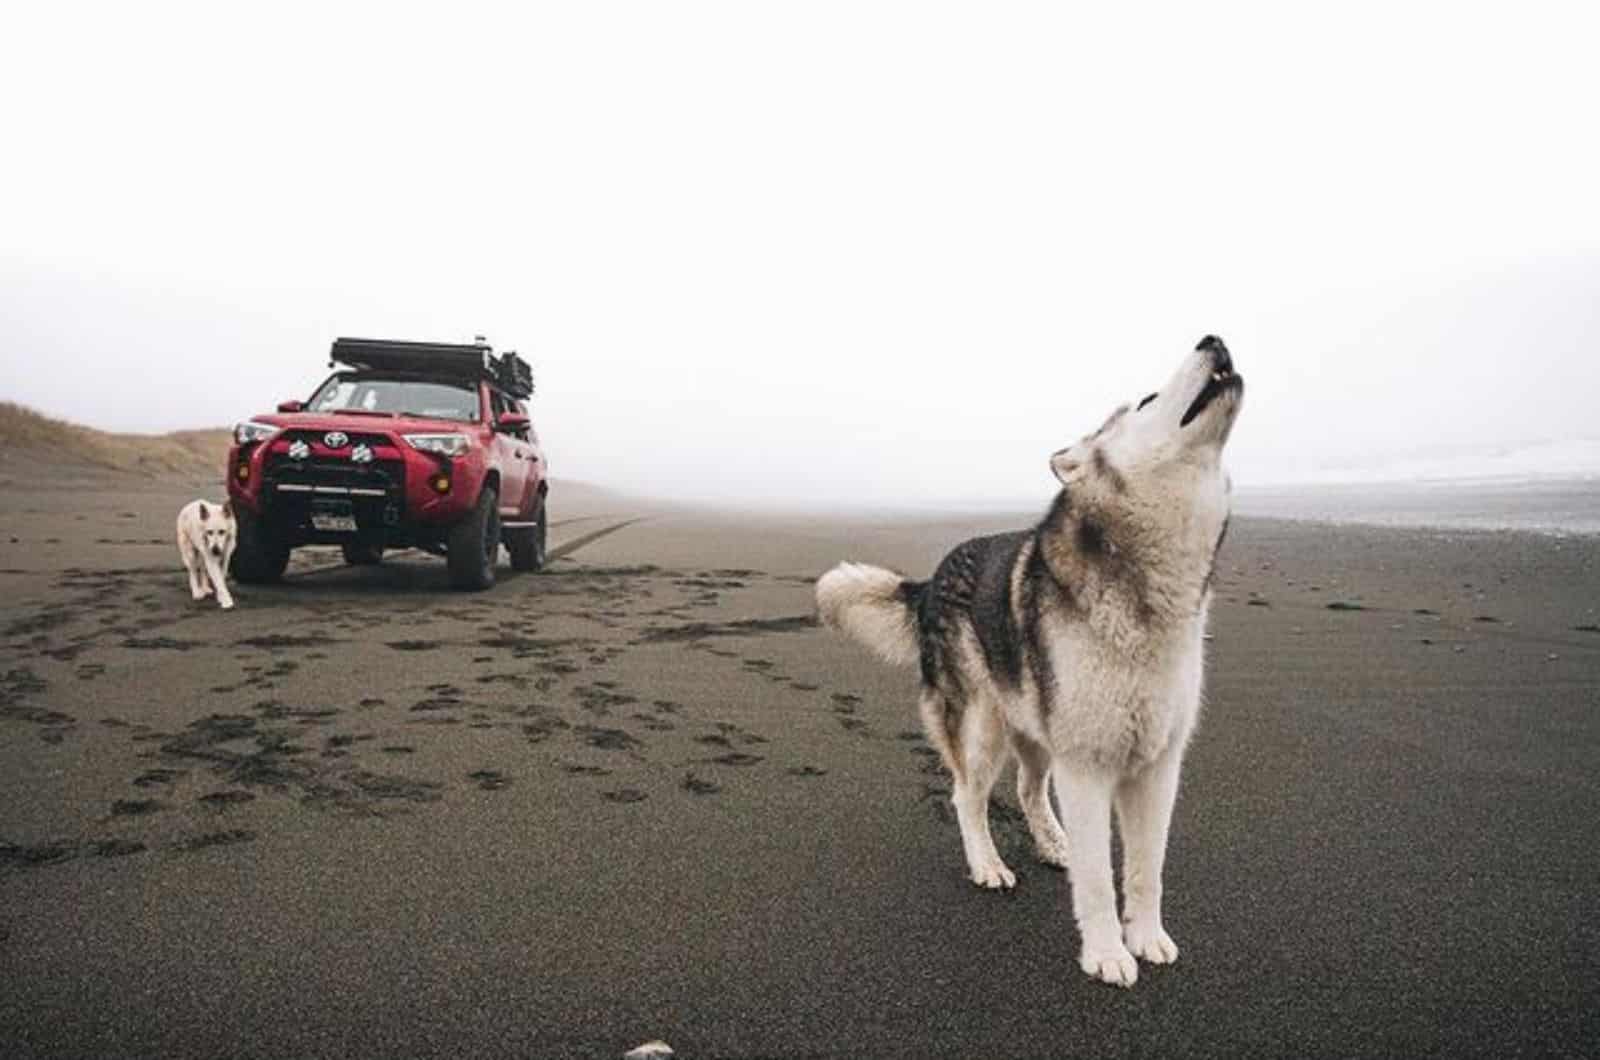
<box><xmin>227</xmin><ymin>430</ymin><xmax>485</xmax><ymax>543</ymax></box>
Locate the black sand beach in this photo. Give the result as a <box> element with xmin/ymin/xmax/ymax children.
<box><xmin>3</xmin><ymin>465</ymin><xmax>1599</xmax><ymax>1058</ymax></box>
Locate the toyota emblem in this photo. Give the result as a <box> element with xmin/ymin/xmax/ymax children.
<box><xmin>323</xmin><ymin>431</ymin><xmax>350</xmax><ymax>449</ymax></box>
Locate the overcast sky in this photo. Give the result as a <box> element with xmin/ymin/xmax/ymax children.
<box><xmin>3</xmin><ymin>2</ymin><xmax>1598</xmax><ymax>506</ymax></box>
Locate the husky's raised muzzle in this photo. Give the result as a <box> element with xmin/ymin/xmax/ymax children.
<box><xmin>1180</xmin><ymin>335</ymin><xmax>1244</xmax><ymax>428</ymax></box>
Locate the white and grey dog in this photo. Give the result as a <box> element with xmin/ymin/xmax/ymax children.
<box><xmin>817</xmin><ymin>336</ymin><xmax>1243</xmax><ymax>987</ymax></box>
<box><xmin>176</xmin><ymin>499</ymin><xmax>238</xmax><ymax>610</ymax></box>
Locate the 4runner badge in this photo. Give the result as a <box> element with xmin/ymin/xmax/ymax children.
<box><xmin>323</xmin><ymin>431</ymin><xmax>350</xmax><ymax>449</ymax></box>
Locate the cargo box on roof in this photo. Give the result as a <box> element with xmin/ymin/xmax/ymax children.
<box><xmin>329</xmin><ymin>337</ymin><xmax>533</xmax><ymax>400</ymax></box>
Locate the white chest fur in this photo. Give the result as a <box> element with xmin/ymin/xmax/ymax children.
<box><xmin>1036</xmin><ymin>604</ymin><xmax>1208</xmax><ymax>774</ymax></box>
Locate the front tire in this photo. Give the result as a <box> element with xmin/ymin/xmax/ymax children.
<box><xmin>506</xmin><ymin>500</ymin><xmax>547</xmax><ymax>573</ymax></box>
<box><xmin>447</xmin><ymin>486</ymin><xmax>500</xmax><ymax>591</ymax></box>
<box><xmin>230</xmin><ymin>507</ymin><xmax>290</xmax><ymax>584</ymax></box>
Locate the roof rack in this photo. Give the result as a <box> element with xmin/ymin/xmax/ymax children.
<box><xmin>329</xmin><ymin>337</ymin><xmax>534</xmax><ymax>400</ymax></box>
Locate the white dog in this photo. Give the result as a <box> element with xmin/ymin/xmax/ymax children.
<box><xmin>818</xmin><ymin>336</ymin><xmax>1243</xmax><ymax>987</ymax></box>
<box><xmin>176</xmin><ymin>500</ymin><xmax>239</xmax><ymax>610</ymax></box>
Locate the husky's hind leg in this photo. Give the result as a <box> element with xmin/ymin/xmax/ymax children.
<box><xmin>1013</xmin><ymin>730</ymin><xmax>1069</xmax><ymax>868</ymax></box>
<box><xmin>922</xmin><ymin>689</ymin><xmax>1014</xmax><ymax>890</ymax></box>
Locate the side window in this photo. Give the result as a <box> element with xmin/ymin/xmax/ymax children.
<box><xmin>489</xmin><ymin>390</ymin><xmax>520</xmax><ymax>436</ymax></box>
<box><xmin>493</xmin><ymin>391</ymin><xmax>530</xmax><ymax>439</ymax></box>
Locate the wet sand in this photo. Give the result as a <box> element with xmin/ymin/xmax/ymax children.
<box><xmin>2</xmin><ymin>465</ymin><xmax>1598</xmax><ymax>1058</ymax></box>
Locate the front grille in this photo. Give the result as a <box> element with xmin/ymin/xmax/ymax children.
<box><xmin>266</xmin><ymin>457</ymin><xmax>405</xmax><ymax>495</ymax></box>
<box><xmin>262</xmin><ymin>453</ymin><xmax>407</xmax><ymax>538</ymax></box>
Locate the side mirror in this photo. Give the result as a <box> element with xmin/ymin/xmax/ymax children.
<box><xmin>277</xmin><ymin>400</ymin><xmax>305</xmax><ymax>413</ymax></box>
<box><xmin>495</xmin><ymin>411</ymin><xmax>530</xmax><ymax>434</ymax></box>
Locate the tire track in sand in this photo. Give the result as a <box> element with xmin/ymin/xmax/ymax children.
<box><xmin>547</xmin><ymin>518</ymin><xmax>647</xmax><ymax>562</ymax></box>
<box><xmin>277</xmin><ymin>517</ymin><xmax>647</xmax><ymax>581</ymax></box>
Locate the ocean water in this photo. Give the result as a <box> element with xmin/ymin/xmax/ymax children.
<box><xmin>1234</xmin><ymin>477</ymin><xmax>1600</xmax><ymax>536</ymax></box>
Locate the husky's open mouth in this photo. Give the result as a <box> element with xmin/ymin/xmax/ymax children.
<box><xmin>1180</xmin><ymin>365</ymin><xmax>1243</xmax><ymax>428</ymax></box>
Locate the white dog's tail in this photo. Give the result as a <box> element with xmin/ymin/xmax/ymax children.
<box><xmin>815</xmin><ymin>562</ymin><xmax>922</xmax><ymax>667</ymax></box>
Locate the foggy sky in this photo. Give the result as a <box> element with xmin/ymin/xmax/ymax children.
<box><xmin>3</xmin><ymin>2</ymin><xmax>1598</xmax><ymax>506</ymax></box>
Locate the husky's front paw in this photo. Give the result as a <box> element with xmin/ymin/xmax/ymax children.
<box><xmin>1079</xmin><ymin>940</ymin><xmax>1139</xmax><ymax>987</ymax></box>
<box><xmin>1123</xmin><ymin>919</ymin><xmax>1178</xmax><ymax>964</ymax></box>
<box><xmin>218</xmin><ymin>597</ymin><xmax>235</xmax><ymax>611</ymax></box>
<box><xmin>970</xmin><ymin>860</ymin><xmax>1017</xmax><ymax>891</ymax></box>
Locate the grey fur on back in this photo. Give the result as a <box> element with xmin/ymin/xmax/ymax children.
<box><xmin>905</xmin><ymin>492</ymin><xmax>1074</xmax><ymax>748</ymax></box>
<box><xmin>823</xmin><ymin>481</ymin><xmax>1226</xmax><ymax>757</ymax></box>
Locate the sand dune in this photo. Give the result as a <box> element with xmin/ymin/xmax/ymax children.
<box><xmin>0</xmin><ymin>402</ymin><xmax>233</xmax><ymax>481</ymax></box>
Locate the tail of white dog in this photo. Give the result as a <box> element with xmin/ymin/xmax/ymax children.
<box><xmin>815</xmin><ymin>562</ymin><xmax>922</xmax><ymax>667</ymax></box>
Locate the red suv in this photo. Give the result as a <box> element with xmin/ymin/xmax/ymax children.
<box><xmin>227</xmin><ymin>337</ymin><xmax>548</xmax><ymax>590</ymax></box>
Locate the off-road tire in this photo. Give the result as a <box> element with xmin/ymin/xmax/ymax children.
<box><xmin>341</xmin><ymin>542</ymin><xmax>383</xmax><ymax>566</ymax></box>
<box><xmin>230</xmin><ymin>507</ymin><xmax>290</xmax><ymax>584</ymax></box>
<box><xmin>447</xmin><ymin>486</ymin><xmax>500</xmax><ymax>591</ymax></box>
<box><xmin>506</xmin><ymin>500</ymin><xmax>547</xmax><ymax>573</ymax></box>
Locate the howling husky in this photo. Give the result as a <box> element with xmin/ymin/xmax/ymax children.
<box><xmin>817</xmin><ymin>336</ymin><xmax>1243</xmax><ymax>988</ymax></box>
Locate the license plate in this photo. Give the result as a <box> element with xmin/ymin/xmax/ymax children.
<box><xmin>311</xmin><ymin>514</ymin><xmax>358</xmax><ymax>532</ymax></box>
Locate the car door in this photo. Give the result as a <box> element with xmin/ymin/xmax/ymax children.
<box><xmin>517</xmin><ymin>399</ymin><xmax>546</xmax><ymax>516</ymax></box>
<box><xmin>488</xmin><ymin>389</ymin><xmax>532</xmax><ymax>517</ymax></box>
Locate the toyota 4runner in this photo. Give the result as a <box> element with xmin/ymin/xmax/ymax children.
<box><xmin>227</xmin><ymin>337</ymin><xmax>548</xmax><ymax>591</ymax></box>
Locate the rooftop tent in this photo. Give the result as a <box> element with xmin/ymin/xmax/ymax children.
<box><xmin>329</xmin><ymin>337</ymin><xmax>533</xmax><ymax>399</ymax></box>
<box><xmin>330</xmin><ymin>338</ymin><xmax>488</xmax><ymax>377</ymax></box>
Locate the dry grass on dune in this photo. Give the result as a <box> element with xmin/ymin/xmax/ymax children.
<box><xmin>0</xmin><ymin>401</ymin><xmax>231</xmax><ymax>477</ymax></box>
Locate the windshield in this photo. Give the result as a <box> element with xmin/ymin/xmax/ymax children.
<box><xmin>307</xmin><ymin>375</ymin><xmax>481</xmax><ymax>423</ymax></box>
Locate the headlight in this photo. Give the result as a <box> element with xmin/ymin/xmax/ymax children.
<box><xmin>404</xmin><ymin>433</ymin><xmax>472</xmax><ymax>458</ymax></box>
<box><xmin>235</xmin><ymin>421</ymin><xmax>279</xmax><ymax>446</ymax></box>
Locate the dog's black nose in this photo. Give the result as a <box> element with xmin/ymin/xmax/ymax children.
<box><xmin>1197</xmin><ymin>334</ymin><xmax>1232</xmax><ymax>374</ymax></box>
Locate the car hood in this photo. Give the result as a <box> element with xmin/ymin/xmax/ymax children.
<box><xmin>251</xmin><ymin>411</ymin><xmax>478</xmax><ymax>435</ymax></box>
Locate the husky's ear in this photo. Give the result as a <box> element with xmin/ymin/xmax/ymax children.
<box><xmin>199</xmin><ymin>503</ymin><xmax>209</xmax><ymax>522</ymax></box>
<box><xmin>222</xmin><ymin>500</ymin><xmax>234</xmax><ymax>521</ymax></box>
<box><xmin>1050</xmin><ymin>443</ymin><xmax>1089</xmax><ymax>486</ymax></box>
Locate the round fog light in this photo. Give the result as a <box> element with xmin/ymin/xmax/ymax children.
<box><xmin>236</xmin><ymin>464</ymin><xmax>249</xmax><ymax>482</ymax></box>
<box><xmin>431</xmin><ymin>474</ymin><xmax>451</xmax><ymax>494</ymax></box>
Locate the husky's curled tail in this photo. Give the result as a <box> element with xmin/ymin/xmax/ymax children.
<box><xmin>815</xmin><ymin>562</ymin><xmax>922</xmax><ymax>667</ymax></box>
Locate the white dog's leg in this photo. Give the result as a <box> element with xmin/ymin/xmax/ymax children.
<box><xmin>1054</xmin><ymin>761</ymin><xmax>1138</xmax><ymax>987</ymax></box>
<box><xmin>179</xmin><ymin>536</ymin><xmax>208</xmax><ymax>599</ymax></box>
<box><xmin>1013</xmin><ymin>730</ymin><xmax>1069</xmax><ymax>868</ymax></box>
<box><xmin>201</xmin><ymin>552</ymin><xmax>234</xmax><ymax>610</ymax></box>
<box><xmin>1115</xmin><ymin>748</ymin><xmax>1183</xmax><ymax>965</ymax></box>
